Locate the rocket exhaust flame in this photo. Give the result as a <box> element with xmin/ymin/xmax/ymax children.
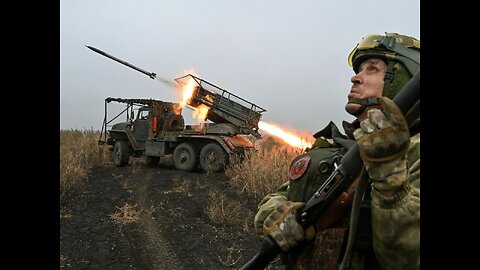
<box><xmin>179</xmin><ymin>78</ymin><xmax>196</xmax><ymax>108</ymax></box>
<box><xmin>192</xmin><ymin>104</ymin><xmax>210</xmax><ymax>121</ymax></box>
<box><xmin>177</xmin><ymin>70</ymin><xmax>210</xmax><ymax>122</ymax></box>
<box><xmin>176</xmin><ymin>78</ymin><xmax>313</xmax><ymax>148</ymax></box>
<box><xmin>258</xmin><ymin>121</ymin><xmax>314</xmax><ymax>150</ymax></box>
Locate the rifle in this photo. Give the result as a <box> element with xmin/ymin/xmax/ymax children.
<box><xmin>239</xmin><ymin>70</ymin><xmax>420</xmax><ymax>270</ymax></box>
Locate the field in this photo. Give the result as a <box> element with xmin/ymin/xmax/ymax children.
<box><xmin>60</xmin><ymin>130</ymin><xmax>301</xmax><ymax>269</ymax></box>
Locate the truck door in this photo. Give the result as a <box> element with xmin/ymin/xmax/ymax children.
<box><xmin>134</xmin><ymin>109</ymin><xmax>149</xmax><ymax>142</ymax></box>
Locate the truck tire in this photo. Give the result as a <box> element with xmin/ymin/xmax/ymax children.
<box><xmin>164</xmin><ymin>112</ymin><xmax>185</xmax><ymax>131</ymax></box>
<box><xmin>173</xmin><ymin>142</ymin><xmax>198</xmax><ymax>171</ymax></box>
<box><xmin>113</xmin><ymin>141</ymin><xmax>130</xmax><ymax>167</ymax></box>
<box><xmin>199</xmin><ymin>142</ymin><xmax>228</xmax><ymax>173</ymax></box>
<box><xmin>145</xmin><ymin>156</ymin><xmax>160</xmax><ymax>166</ymax></box>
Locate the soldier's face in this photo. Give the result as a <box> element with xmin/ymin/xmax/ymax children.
<box><xmin>345</xmin><ymin>58</ymin><xmax>387</xmax><ymax>117</ymax></box>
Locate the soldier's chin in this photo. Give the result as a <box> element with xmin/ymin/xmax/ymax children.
<box><xmin>345</xmin><ymin>103</ymin><xmax>362</xmax><ymax>116</ymax></box>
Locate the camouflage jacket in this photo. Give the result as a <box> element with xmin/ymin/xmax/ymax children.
<box><xmin>253</xmin><ymin>121</ymin><xmax>420</xmax><ymax>270</ymax></box>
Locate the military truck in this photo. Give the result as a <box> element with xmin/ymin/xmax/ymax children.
<box><xmin>98</xmin><ymin>74</ymin><xmax>266</xmax><ymax>173</ymax></box>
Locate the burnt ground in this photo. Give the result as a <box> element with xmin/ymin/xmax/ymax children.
<box><xmin>59</xmin><ymin>158</ymin><xmax>283</xmax><ymax>270</ymax></box>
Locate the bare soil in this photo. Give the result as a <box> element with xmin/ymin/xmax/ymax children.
<box><xmin>59</xmin><ymin>158</ymin><xmax>283</xmax><ymax>269</ymax></box>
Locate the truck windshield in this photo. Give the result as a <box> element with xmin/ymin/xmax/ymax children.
<box><xmin>137</xmin><ymin>109</ymin><xmax>149</xmax><ymax>120</ymax></box>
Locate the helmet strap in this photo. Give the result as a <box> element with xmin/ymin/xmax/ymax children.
<box><xmin>382</xmin><ymin>61</ymin><xmax>396</xmax><ymax>98</ymax></box>
<box><xmin>346</xmin><ymin>97</ymin><xmax>380</xmax><ymax>116</ymax></box>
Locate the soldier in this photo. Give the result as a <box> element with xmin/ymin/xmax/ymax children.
<box><xmin>254</xmin><ymin>33</ymin><xmax>420</xmax><ymax>269</ymax></box>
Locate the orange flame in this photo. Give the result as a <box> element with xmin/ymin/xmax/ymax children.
<box><xmin>192</xmin><ymin>104</ymin><xmax>210</xmax><ymax>121</ymax></box>
<box><xmin>179</xmin><ymin>78</ymin><xmax>196</xmax><ymax>108</ymax></box>
<box><xmin>177</xmin><ymin>69</ymin><xmax>211</xmax><ymax>122</ymax></box>
<box><xmin>258</xmin><ymin>121</ymin><xmax>314</xmax><ymax>150</ymax></box>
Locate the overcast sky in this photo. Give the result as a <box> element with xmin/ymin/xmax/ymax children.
<box><xmin>60</xmin><ymin>0</ymin><xmax>419</xmax><ymax>136</ymax></box>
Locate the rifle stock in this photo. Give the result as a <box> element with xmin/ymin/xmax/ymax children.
<box><xmin>240</xmin><ymin>71</ymin><xmax>420</xmax><ymax>270</ymax></box>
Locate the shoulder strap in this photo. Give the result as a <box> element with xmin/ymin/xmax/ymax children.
<box><xmin>338</xmin><ymin>169</ymin><xmax>370</xmax><ymax>270</ymax></box>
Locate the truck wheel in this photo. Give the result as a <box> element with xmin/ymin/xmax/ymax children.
<box><xmin>145</xmin><ymin>156</ymin><xmax>160</xmax><ymax>166</ymax></box>
<box><xmin>199</xmin><ymin>143</ymin><xmax>228</xmax><ymax>173</ymax></box>
<box><xmin>173</xmin><ymin>143</ymin><xmax>198</xmax><ymax>171</ymax></box>
<box><xmin>113</xmin><ymin>141</ymin><xmax>130</xmax><ymax>167</ymax></box>
<box><xmin>164</xmin><ymin>112</ymin><xmax>185</xmax><ymax>131</ymax></box>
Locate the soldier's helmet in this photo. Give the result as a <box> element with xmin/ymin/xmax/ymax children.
<box><xmin>347</xmin><ymin>32</ymin><xmax>420</xmax><ymax>100</ymax></box>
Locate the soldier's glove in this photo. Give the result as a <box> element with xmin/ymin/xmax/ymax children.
<box><xmin>263</xmin><ymin>201</ymin><xmax>315</xmax><ymax>252</ymax></box>
<box><xmin>353</xmin><ymin>97</ymin><xmax>410</xmax><ymax>191</ymax></box>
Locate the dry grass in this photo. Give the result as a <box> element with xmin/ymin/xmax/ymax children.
<box><xmin>218</xmin><ymin>243</ymin><xmax>244</xmax><ymax>267</ymax></box>
<box><xmin>61</xmin><ymin>131</ymin><xmax>305</xmax><ymax>266</ymax></box>
<box><xmin>205</xmin><ymin>191</ymin><xmax>244</xmax><ymax>226</ymax></box>
<box><xmin>110</xmin><ymin>202</ymin><xmax>143</xmax><ymax>227</ymax></box>
<box><xmin>60</xmin><ymin>130</ymin><xmax>303</xmax><ymax>224</ymax></box>
<box><xmin>60</xmin><ymin>129</ymin><xmax>111</xmax><ymax>201</ymax></box>
<box><xmin>226</xmin><ymin>135</ymin><xmax>302</xmax><ymax>199</ymax></box>
<box><xmin>60</xmin><ymin>254</ymin><xmax>67</xmax><ymax>268</ymax></box>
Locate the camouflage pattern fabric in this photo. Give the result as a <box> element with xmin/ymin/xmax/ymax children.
<box><xmin>254</xmin><ymin>120</ymin><xmax>420</xmax><ymax>269</ymax></box>
<box><xmin>369</xmin><ymin>132</ymin><xmax>420</xmax><ymax>270</ymax></box>
<box><xmin>353</xmin><ymin>97</ymin><xmax>410</xmax><ymax>191</ymax></box>
<box><xmin>353</xmin><ymin>97</ymin><xmax>419</xmax><ymax>269</ymax></box>
<box><xmin>263</xmin><ymin>201</ymin><xmax>315</xmax><ymax>252</ymax></box>
<box><xmin>254</xmin><ymin>181</ymin><xmax>288</xmax><ymax>235</ymax></box>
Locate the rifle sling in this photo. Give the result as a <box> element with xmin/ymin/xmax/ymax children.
<box><xmin>338</xmin><ymin>168</ymin><xmax>370</xmax><ymax>270</ymax></box>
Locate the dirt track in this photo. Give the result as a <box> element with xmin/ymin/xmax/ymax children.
<box><xmin>60</xmin><ymin>159</ymin><xmax>283</xmax><ymax>269</ymax></box>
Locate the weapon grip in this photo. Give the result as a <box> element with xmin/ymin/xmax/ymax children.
<box><xmin>239</xmin><ymin>236</ymin><xmax>281</xmax><ymax>270</ymax></box>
